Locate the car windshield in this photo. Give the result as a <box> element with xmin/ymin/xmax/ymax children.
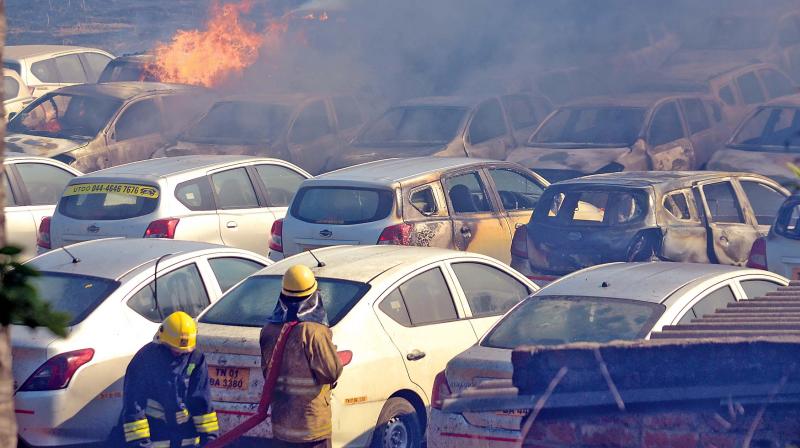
<box><xmin>731</xmin><ymin>107</ymin><xmax>800</xmax><ymax>151</ymax></box>
<box><xmin>481</xmin><ymin>295</ymin><xmax>665</xmax><ymax>349</ymax></box>
<box><xmin>530</xmin><ymin>107</ymin><xmax>645</xmax><ymax>147</ymax></box>
<box><xmin>25</xmin><ymin>272</ymin><xmax>120</xmax><ymax>326</ymax></box>
<box><xmin>199</xmin><ymin>275</ymin><xmax>370</xmax><ymax>327</ymax></box>
<box><xmin>356</xmin><ymin>106</ymin><xmax>467</xmax><ymax>146</ymax></box>
<box><xmin>183</xmin><ymin>101</ymin><xmax>292</xmax><ymax>143</ymax></box>
<box><xmin>7</xmin><ymin>93</ymin><xmax>122</xmax><ymax>140</ymax></box>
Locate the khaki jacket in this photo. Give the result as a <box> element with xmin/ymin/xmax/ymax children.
<box><xmin>260</xmin><ymin>321</ymin><xmax>343</xmax><ymax>443</ymax></box>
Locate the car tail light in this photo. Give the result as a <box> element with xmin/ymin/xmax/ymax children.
<box><xmin>511</xmin><ymin>225</ymin><xmax>528</xmax><ymax>259</ymax></box>
<box><xmin>269</xmin><ymin>219</ymin><xmax>284</xmax><ymax>253</ymax></box>
<box><xmin>431</xmin><ymin>370</ymin><xmax>452</xmax><ymax>410</ymax></box>
<box><xmin>143</xmin><ymin>218</ymin><xmax>180</xmax><ymax>239</ymax></box>
<box><xmin>19</xmin><ymin>349</ymin><xmax>94</xmax><ymax>391</ymax></box>
<box><xmin>337</xmin><ymin>350</ymin><xmax>353</xmax><ymax>367</ymax></box>
<box><xmin>747</xmin><ymin>237</ymin><xmax>768</xmax><ymax>270</ymax></box>
<box><xmin>377</xmin><ymin>223</ymin><xmax>412</xmax><ymax>245</ymax></box>
<box><xmin>37</xmin><ymin>217</ymin><xmax>51</xmax><ymax>249</ymax></box>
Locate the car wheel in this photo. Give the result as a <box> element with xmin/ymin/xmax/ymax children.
<box><xmin>371</xmin><ymin>397</ymin><xmax>423</xmax><ymax>448</ymax></box>
<box><xmin>627</xmin><ymin>233</ymin><xmax>659</xmax><ymax>262</ymax></box>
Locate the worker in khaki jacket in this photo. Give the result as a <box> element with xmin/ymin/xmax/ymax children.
<box><xmin>260</xmin><ymin>265</ymin><xmax>343</xmax><ymax>448</ymax></box>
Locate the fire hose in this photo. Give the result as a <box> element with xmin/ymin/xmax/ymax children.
<box><xmin>206</xmin><ymin>321</ymin><xmax>298</xmax><ymax>448</ymax></box>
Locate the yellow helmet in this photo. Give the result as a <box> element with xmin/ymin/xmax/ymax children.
<box><xmin>158</xmin><ymin>311</ymin><xmax>197</xmax><ymax>353</ymax></box>
<box><xmin>282</xmin><ymin>265</ymin><xmax>317</xmax><ymax>298</ymax></box>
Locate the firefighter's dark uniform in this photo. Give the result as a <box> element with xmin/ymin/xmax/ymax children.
<box><xmin>121</xmin><ymin>342</ymin><xmax>219</xmax><ymax>447</ymax></box>
<box><xmin>260</xmin><ymin>265</ymin><xmax>343</xmax><ymax>448</ymax></box>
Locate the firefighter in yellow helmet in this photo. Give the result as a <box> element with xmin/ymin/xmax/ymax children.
<box><xmin>260</xmin><ymin>265</ymin><xmax>343</xmax><ymax>448</ymax></box>
<box><xmin>120</xmin><ymin>311</ymin><xmax>219</xmax><ymax>447</ymax></box>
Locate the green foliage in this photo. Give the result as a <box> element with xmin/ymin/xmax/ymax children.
<box><xmin>0</xmin><ymin>245</ymin><xmax>69</xmax><ymax>337</ymax></box>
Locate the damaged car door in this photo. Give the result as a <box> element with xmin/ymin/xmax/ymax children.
<box><xmin>486</xmin><ymin>166</ymin><xmax>546</xmax><ymax>231</ymax></box>
<box><xmin>287</xmin><ymin>99</ymin><xmax>338</xmax><ymax>175</ymax></box>
<box><xmin>696</xmin><ymin>180</ymin><xmax>759</xmax><ymax>265</ymax></box>
<box><xmin>464</xmin><ymin>99</ymin><xmax>515</xmax><ymax>160</ymax></box>
<box><xmin>645</xmin><ymin>100</ymin><xmax>695</xmax><ymax>170</ymax></box>
<box><xmin>659</xmin><ymin>189</ymin><xmax>710</xmax><ymax>263</ymax></box>
<box><xmin>106</xmin><ymin>97</ymin><xmax>165</xmax><ymax>168</ymax></box>
<box><xmin>443</xmin><ymin>170</ymin><xmax>512</xmax><ymax>263</ymax></box>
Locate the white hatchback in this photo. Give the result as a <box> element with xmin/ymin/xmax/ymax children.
<box><xmin>4</xmin><ymin>45</ymin><xmax>113</xmax><ymax>97</ymax></box>
<box><xmin>196</xmin><ymin>245</ymin><xmax>538</xmax><ymax>448</ymax></box>
<box><xmin>13</xmin><ymin>238</ymin><xmax>270</xmax><ymax>447</ymax></box>
<box><xmin>748</xmin><ymin>194</ymin><xmax>800</xmax><ymax>279</ymax></box>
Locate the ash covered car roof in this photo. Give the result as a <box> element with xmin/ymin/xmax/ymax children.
<box><xmin>5</xmin><ymin>45</ymin><xmax>107</xmax><ymax>59</ymax></box>
<box><xmin>52</xmin><ymin>81</ymin><xmax>204</xmax><ymax>100</ymax></box>
<box><xmin>538</xmin><ymin>262</ymin><xmax>761</xmax><ymax>303</ymax></box>
<box><xmin>552</xmin><ymin>171</ymin><xmax>772</xmax><ymax>191</ymax></box>
<box><xmin>259</xmin><ymin>245</ymin><xmax>470</xmax><ymax>283</ymax></box>
<box><xmin>319</xmin><ymin>156</ymin><xmax>497</xmax><ymax>184</ymax></box>
<box><xmin>27</xmin><ymin>238</ymin><xmax>225</xmax><ymax>280</ymax></box>
<box><xmin>85</xmin><ymin>155</ymin><xmax>274</xmax><ymax>179</ymax></box>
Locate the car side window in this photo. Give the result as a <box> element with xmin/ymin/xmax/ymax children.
<box><xmin>15</xmin><ymin>163</ymin><xmax>76</xmax><ymax>205</ymax></box>
<box><xmin>254</xmin><ymin>164</ymin><xmax>306</xmax><ymax>207</ymax></box>
<box><xmin>290</xmin><ymin>100</ymin><xmax>331</xmax><ymax>144</ymax></box>
<box><xmin>451</xmin><ymin>262</ymin><xmax>529</xmax><ymax>318</ymax></box>
<box><xmin>760</xmin><ymin>69</ymin><xmax>794</xmax><ymax>99</ymax></box>
<box><xmin>718</xmin><ymin>85</ymin><xmax>736</xmax><ymax>106</ymax></box>
<box><xmin>409</xmin><ymin>185</ymin><xmax>438</xmax><ymax>216</ymax></box>
<box><xmin>488</xmin><ymin>168</ymin><xmax>544</xmax><ymax>211</ymax></box>
<box><xmin>379</xmin><ymin>290</ymin><xmax>411</xmax><ymax>326</ymax></box>
<box><xmin>210</xmin><ymin>168</ymin><xmax>260</xmax><ymax>209</ymax></box>
<box><xmin>703</xmin><ymin>182</ymin><xmax>744</xmax><ymax>224</ymax></box>
<box><xmin>501</xmin><ymin>94</ymin><xmax>538</xmax><ymax>129</ymax></box>
<box><xmin>663</xmin><ymin>191</ymin><xmax>693</xmax><ymax>221</ymax></box>
<box><xmin>30</xmin><ymin>59</ymin><xmax>59</xmax><ymax>83</ymax></box>
<box><xmin>208</xmin><ymin>257</ymin><xmax>265</xmax><ymax>292</ymax></box>
<box><xmin>54</xmin><ymin>54</ymin><xmax>88</xmax><ymax>83</ymax></box>
<box><xmin>80</xmin><ymin>53</ymin><xmax>111</xmax><ymax>81</ymax></box>
<box><xmin>127</xmin><ymin>263</ymin><xmax>210</xmax><ymax>321</ymax></box>
<box><xmin>4</xmin><ymin>76</ymin><xmax>19</xmax><ymax>99</ymax></box>
<box><xmin>445</xmin><ymin>172</ymin><xmax>493</xmax><ymax>214</ymax></box>
<box><xmin>4</xmin><ymin>172</ymin><xmax>16</xmax><ymax>207</ymax></box>
<box><xmin>175</xmin><ymin>177</ymin><xmax>215</xmax><ymax>211</ymax></box>
<box><xmin>648</xmin><ymin>102</ymin><xmax>684</xmax><ymax>146</ymax></box>
<box><xmin>737</xmin><ymin>72</ymin><xmax>766</xmax><ymax>105</ymax></box>
<box><xmin>740</xmin><ymin>180</ymin><xmax>786</xmax><ymax>225</ymax></box>
<box><xmin>679</xmin><ymin>285</ymin><xmax>737</xmax><ymax>324</ymax></box>
<box><xmin>115</xmin><ymin>99</ymin><xmax>162</xmax><ymax>141</ymax></box>
<box><xmin>740</xmin><ymin>279</ymin><xmax>780</xmax><ymax>299</ymax></box>
<box><xmin>380</xmin><ymin>268</ymin><xmax>458</xmax><ymax>326</ymax></box>
<box><xmin>332</xmin><ymin>96</ymin><xmax>362</xmax><ymax>130</ymax></box>
<box><xmin>680</xmin><ymin>98</ymin><xmax>710</xmax><ymax>134</ymax></box>
<box><xmin>469</xmin><ymin>99</ymin><xmax>507</xmax><ymax>144</ymax></box>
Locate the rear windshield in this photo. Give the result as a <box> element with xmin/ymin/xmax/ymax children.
<box><xmin>530</xmin><ymin>107</ymin><xmax>646</xmax><ymax>147</ymax></box>
<box><xmin>291</xmin><ymin>186</ymin><xmax>395</xmax><ymax>225</ymax></box>
<box><xmin>26</xmin><ymin>272</ymin><xmax>120</xmax><ymax>326</ymax></box>
<box><xmin>8</xmin><ymin>93</ymin><xmax>122</xmax><ymax>140</ymax></box>
<box><xmin>533</xmin><ymin>188</ymin><xmax>649</xmax><ymax>226</ymax></box>
<box><xmin>731</xmin><ymin>107</ymin><xmax>800</xmax><ymax>151</ymax></box>
<box><xmin>356</xmin><ymin>106</ymin><xmax>467</xmax><ymax>146</ymax></box>
<box><xmin>58</xmin><ymin>182</ymin><xmax>160</xmax><ymax>220</ymax></box>
<box><xmin>199</xmin><ymin>275</ymin><xmax>370</xmax><ymax>327</ymax></box>
<box><xmin>183</xmin><ymin>101</ymin><xmax>292</xmax><ymax>144</ymax></box>
<box><xmin>481</xmin><ymin>295</ymin><xmax>665</xmax><ymax>349</ymax></box>
<box><xmin>98</xmin><ymin>60</ymin><xmax>157</xmax><ymax>82</ymax></box>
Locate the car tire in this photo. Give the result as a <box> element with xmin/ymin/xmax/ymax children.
<box><xmin>370</xmin><ymin>397</ymin><xmax>423</xmax><ymax>448</ymax></box>
<box><xmin>627</xmin><ymin>232</ymin><xmax>660</xmax><ymax>262</ymax></box>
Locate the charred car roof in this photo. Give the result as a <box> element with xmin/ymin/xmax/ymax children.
<box><xmin>52</xmin><ymin>81</ymin><xmax>205</xmax><ymax>99</ymax></box>
<box><xmin>319</xmin><ymin>156</ymin><xmax>503</xmax><ymax>184</ymax></box>
<box><xmin>551</xmin><ymin>171</ymin><xmax>778</xmax><ymax>192</ymax></box>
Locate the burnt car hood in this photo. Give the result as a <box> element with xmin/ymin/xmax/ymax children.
<box><xmin>707</xmin><ymin>147</ymin><xmax>798</xmax><ymax>186</ymax></box>
<box><xmin>167</xmin><ymin>140</ymin><xmax>266</xmax><ymax>156</ymax></box>
<box><xmin>327</xmin><ymin>143</ymin><xmax>446</xmax><ymax>170</ymax></box>
<box><xmin>5</xmin><ymin>133</ymin><xmax>88</xmax><ymax>157</ymax></box>
<box><xmin>507</xmin><ymin>145</ymin><xmax>630</xmax><ymax>173</ymax></box>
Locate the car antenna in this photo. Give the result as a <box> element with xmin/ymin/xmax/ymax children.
<box><xmin>153</xmin><ymin>253</ymin><xmax>172</xmax><ymax>321</ymax></box>
<box><xmin>307</xmin><ymin>249</ymin><xmax>326</xmax><ymax>267</ymax></box>
<box><xmin>60</xmin><ymin>246</ymin><xmax>80</xmax><ymax>264</ymax></box>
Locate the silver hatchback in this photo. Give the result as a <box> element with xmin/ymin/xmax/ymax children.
<box><xmin>42</xmin><ymin>155</ymin><xmax>310</xmax><ymax>256</ymax></box>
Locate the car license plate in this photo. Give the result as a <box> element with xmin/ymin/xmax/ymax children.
<box><xmin>209</xmin><ymin>366</ymin><xmax>250</xmax><ymax>391</ymax></box>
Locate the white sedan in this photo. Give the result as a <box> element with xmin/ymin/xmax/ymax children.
<box><xmin>196</xmin><ymin>245</ymin><xmax>538</xmax><ymax>448</ymax></box>
<box><xmin>13</xmin><ymin>238</ymin><xmax>270</xmax><ymax>447</ymax></box>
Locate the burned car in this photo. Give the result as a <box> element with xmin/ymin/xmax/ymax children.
<box><xmin>156</xmin><ymin>94</ymin><xmax>367</xmax><ymax>175</ymax></box>
<box><xmin>97</xmin><ymin>54</ymin><xmax>158</xmax><ymax>82</ymax></box>
<box><xmin>325</xmin><ymin>94</ymin><xmax>553</xmax><ymax>171</ymax></box>
<box><xmin>507</xmin><ymin>93</ymin><xmax>725</xmax><ymax>182</ymax></box>
<box><xmin>707</xmin><ymin>94</ymin><xmax>800</xmax><ymax>186</ymax></box>
<box><xmin>5</xmin><ymin>82</ymin><xmax>212</xmax><ymax>172</ymax></box>
<box><xmin>510</xmin><ymin>171</ymin><xmax>789</xmax><ymax>281</ymax></box>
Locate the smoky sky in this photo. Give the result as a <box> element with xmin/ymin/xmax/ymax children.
<box><xmin>6</xmin><ymin>0</ymin><xmax>800</xmax><ymax>103</ymax></box>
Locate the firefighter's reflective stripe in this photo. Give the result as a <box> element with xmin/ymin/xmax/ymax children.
<box><xmin>273</xmin><ymin>422</ymin><xmax>332</xmax><ymax>442</ymax></box>
<box><xmin>176</xmin><ymin>408</ymin><xmax>190</xmax><ymax>424</ymax></box>
<box><xmin>123</xmin><ymin>418</ymin><xmax>150</xmax><ymax>442</ymax></box>
<box><xmin>151</xmin><ymin>437</ymin><xmax>198</xmax><ymax>447</ymax></box>
<box><xmin>145</xmin><ymin>399</ymin><xmax>166</xmax><ymax>420</ymax></box>
<box><xmin>192</xmin><ymin>411</ymin><xmax>219</xmax><ymax>434</ymax></box>
<box><xmin>182</xmin><ymin>437</ymin><xmax>200</xmax><ymax>446</ymax></box>
<box><xmin>151</xmin><ymin>441</ymin><xmax>171</xmax><ymax>448</ymax></box>
<box><xmin>276</xmin><ymin>376</ymin><xmax>323</xmax><ymax>396</ymax></box>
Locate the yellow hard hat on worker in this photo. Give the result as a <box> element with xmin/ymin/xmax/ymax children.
<box><xmin>282</xmin><ymin>265</ymin><xmax>318</xmax><ymax>298</ymax></box>
<box><xmin>158</xmin><ymin>311</ymin><xmax>197</xmax><ymax>353</ymax></box>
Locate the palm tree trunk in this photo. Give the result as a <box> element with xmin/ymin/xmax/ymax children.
<box><xmin>0</xmin><ymin>0</ymin><xmax>14</xmax><ymax>446</ymax></box>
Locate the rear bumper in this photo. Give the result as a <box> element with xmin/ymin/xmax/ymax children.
<box><xmin>427</xmin><ymin>408</ymin><xmax>520</xmax><ymax>448</ymax></box>
<box><xmin>15</xmin><ymin>390</ymin><xmax>114</xmax><ymax>446</ymax></box>
<box><xmin>213</xmin><ymin>401</ymin><xmax>272</xmax><ymax>438</ymax></box>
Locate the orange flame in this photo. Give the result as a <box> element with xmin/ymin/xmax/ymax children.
<box><xmin>148</xmin><ymin>0</ymin><xmax>272</xmax><ymax>88</ymax></box>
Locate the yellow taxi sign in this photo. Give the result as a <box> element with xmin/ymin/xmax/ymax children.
<box><xmin>63</xmin><ymin>183</ymin><xmax>160</xmax><ymax>199</ymax></box>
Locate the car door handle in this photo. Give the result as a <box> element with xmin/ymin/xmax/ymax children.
<box><xmin>226</xmin><ymin>221</ymin><xmax>238</xmax><ymax>229</ymax></box>
<box><xmin>460</xmin><ymin>225</ymin><xmax>472</xmax><ymax>237</ymax></box>
<box><xmin>406</xmin><ymin>350</ymin><xmax>426</xmax><ymax>361</ymax></box>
